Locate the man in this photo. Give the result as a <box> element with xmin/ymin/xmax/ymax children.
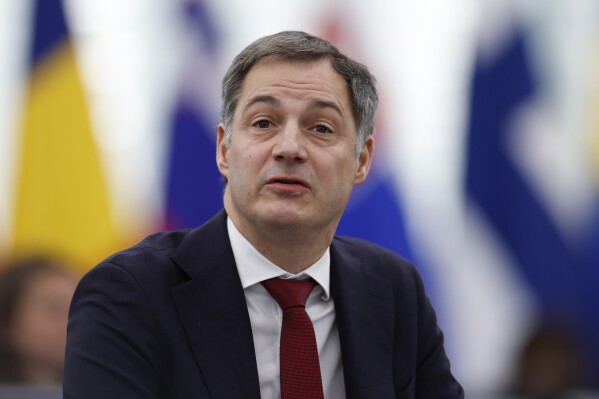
<box><xmin>63</xmin><ymin>31</ymin><xmax>464</xmax><ymax>398</ymax></box>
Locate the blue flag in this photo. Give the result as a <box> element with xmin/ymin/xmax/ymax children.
<box><xmin>465</xmin><ymin>26</ymin><xmax>599</xmax><ymax>366</ymax></box>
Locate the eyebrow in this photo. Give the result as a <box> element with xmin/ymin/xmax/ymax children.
<box><xmin>244</xmin><ymin>95</ymin><xmax>281</xmax><ymax>112</ymax></box>
<box><xmin>243</xmin><ymin>95</ymin><xmax>345</xmax><ymax>118</ymax></box>
<box><xmin>307</xmin><ymin>99</ymin><xmax>344</xmax><ymax>118</ymax></box>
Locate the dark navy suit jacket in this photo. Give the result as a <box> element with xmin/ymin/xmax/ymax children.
<box><xmin>63</xmin><ymin>210</ymin><xmax>464</xmax><ymax>398</ymax></box>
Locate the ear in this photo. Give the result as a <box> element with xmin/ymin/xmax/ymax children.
<box><xmin>353</xmin><ymin>136</ymin><xmax>374</xmax><ymax>186</ymax></box>
<box><xmin>216</xmin><ymin>123</ymin><xmax>229</xmax><ymax>178</ymax></box>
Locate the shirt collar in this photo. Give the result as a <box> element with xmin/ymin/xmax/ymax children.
<box><xmin>227</xmin><ymin>217</ymin><xmax>331</xmax><ymax>300</ymax></box>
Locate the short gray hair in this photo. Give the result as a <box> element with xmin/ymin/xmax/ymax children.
<box><xmin>221</xmin><ymin>31</ymin><xmax>378</xmax><ymax>156</ymax></box>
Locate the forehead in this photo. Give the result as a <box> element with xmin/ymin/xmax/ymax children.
<box><xmin>238</xmin><ymin>57</ymin><xmax>352</xmax><ymax>113</ymax></box>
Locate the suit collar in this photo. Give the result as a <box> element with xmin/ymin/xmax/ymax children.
<box><xmin>330</xmin><ymin>238</ymin><xmax>399</xmax><ymax>398</ymax></box>
<box><xmin>169</xmin><ymin>210</ymin><xmax>261</xmax><ymax>399</ymax></box>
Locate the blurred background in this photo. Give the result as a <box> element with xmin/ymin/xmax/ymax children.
<box><xmin>1</xmin><ymin>0</ymin><xmax>598</xmax><ymax>397</ymax></box>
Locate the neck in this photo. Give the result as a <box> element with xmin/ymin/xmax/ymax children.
<box><xmin>248</xmin><ymin>229</ymin><xmax>331</xmax><ymax>274</ymax></box>
<box><xmin>225</xmin><ymin>206</ymin><xmax>335</xmax><ymax>275</ymax></box>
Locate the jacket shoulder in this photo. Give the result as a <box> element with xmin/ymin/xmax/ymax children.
<box><xmin>105</xmin><ymin>229</ymin><xmax>191</xmax><ymax>266</ymax></box>
<box><xmin>86</xmin><ymin>210</ymin><xmax>229</xmax><ymax>283</ymax></box>
<box><xmin>332</xmin><ymin>235</ymin><xmax>417</xmax><ymax>279</ymax></box>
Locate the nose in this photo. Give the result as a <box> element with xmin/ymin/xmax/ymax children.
<box><xmin>272</xmin><ymin>123</ymin><xmax>308</xmax><ymax>163</ymax></box>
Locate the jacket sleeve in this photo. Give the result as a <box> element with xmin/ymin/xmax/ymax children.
<box><xmin>411</xmin><ymin>265</ymin><xmax>464</xmax><ymax>398</ymax></box>
<box><xmin>63</xmin><ymin>262</ymin><xmax>162</xmax><ymax>399</ymax></box>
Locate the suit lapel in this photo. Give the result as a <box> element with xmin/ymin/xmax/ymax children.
<box><xmin>170</xmin><ymin>211</ymin><xmax>261</xmax><ymax>399</ymax></box>
<box><xmin>167</xmin><ymin>212</ymin><xmax>402</xmax><ymax>398</ymax></box>
<box><xmin>330</xmin><ymin>240</ymin><xmax>398</xmax><ymax>398</ymax></box>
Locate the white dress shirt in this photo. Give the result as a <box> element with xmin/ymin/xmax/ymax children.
<box><xmin>227</xmin><ymin>217</ymin><xmax>345</xmax><ymax>399</ymax></box>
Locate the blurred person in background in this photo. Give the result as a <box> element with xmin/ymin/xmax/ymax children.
<box><xmin>0</xmin><ymin>256</ymin><xmax>76</xmax><ymax>385</ymax></box>
<box><xmin>508</xmin><ymin>322</ymin><xmax>599</xmax><ymax>399</ymax></box>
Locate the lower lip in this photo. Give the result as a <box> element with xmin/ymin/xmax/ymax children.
<box><xmin>266</xmin><ymin>182</ymin><xmax>309</xmax><ymax>195</ymax></box>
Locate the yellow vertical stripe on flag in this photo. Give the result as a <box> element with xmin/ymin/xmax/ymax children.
<box><xmin>12</xmin><ymin>42</ymin><xmax>118</xmax><ymax>273</ymax></box>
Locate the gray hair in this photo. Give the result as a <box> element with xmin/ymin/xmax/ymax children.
<box><xmin>220</xmin><ymin>31</ymin><xmax>378</xmax><ymax>156</ymax></box>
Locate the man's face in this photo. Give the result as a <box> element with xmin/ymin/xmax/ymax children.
<box><xmin>217</xmin><ymin>57</ymin><xmax>373</xmax><ymax>238</ymax></box>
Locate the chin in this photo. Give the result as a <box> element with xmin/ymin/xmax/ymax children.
<box><xmin>258</xmin><ymin>208</ymin><xmax>308</xmax><ymax>229</ymax></box>
<box><xmin>263</xmin><ymin>214</ymin><xmax>305</xmax><ymax>229</ymax></box>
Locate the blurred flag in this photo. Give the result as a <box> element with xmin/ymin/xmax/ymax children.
<box><xmin>163</xmin><ymin>0</ymin><xmax>223</xmax><ymax>230</ymax></box>
<box><xmin>320</xmin><ymin>16</ymin><xmax>416</xmax><ymax>268</ymax></box>
<box><xmin>11</xmin><ymin>0</ymin><xmax>117</xmax><ymax>272</ymax></box>
<box><xmin>465</xmin><ymin>23</ymin><xmax>599</xmax><ymax>369</ymax></box>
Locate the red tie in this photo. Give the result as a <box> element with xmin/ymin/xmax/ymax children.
<box><xmin>261</xmin><ymin>278</ymin><xmax>324</xmax><ymax>399</ymax></box>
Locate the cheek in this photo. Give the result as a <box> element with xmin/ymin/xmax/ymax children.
<box><xmin>10</xmin><ymin>295</ymin><xmax>72</xmax><ymax>362</ymax></box>
<box><xmin>320</xmin><ymin>156</ymin><xmax>358</xmax><ymax>187</ymax></box>
<box><xmin>228</xmin><ymin>147</ymin><xmax>251</xmax><ymax>176</ymax></box>
<box><xmin>10</xmin><ymin>309</ymin><xmax>47</xmax><ymax>357</ymax></box>
<box><xmin>229</xmin><ymin>148</ymin><xmax>266</xmax><ymax>186</ymax></box>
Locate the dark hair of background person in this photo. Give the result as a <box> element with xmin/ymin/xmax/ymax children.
<box><xmin>509</xmin><ymin>321</ymin><xmax>599</xmax><ymax>399</ymax></box>
<box><xmin>0</xmin><ymin>256</ymin><xmax>75</xmax><ymax>384</ymax></box>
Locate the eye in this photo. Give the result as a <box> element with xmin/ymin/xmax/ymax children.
<box><xmin>312</xmin><ymin>124</ymin><xmax>333</xmax><ymax>134</ymax></box>
<box><xmin>253</xmin><ymin>119</ymin><xmax>273</xmax><ymax>129</ymax></box>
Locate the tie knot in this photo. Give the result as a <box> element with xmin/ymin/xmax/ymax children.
<box><xmin>261</xmin><ymin>277</ymin><xmax>317</xmax><ymax>310</ymax></box>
